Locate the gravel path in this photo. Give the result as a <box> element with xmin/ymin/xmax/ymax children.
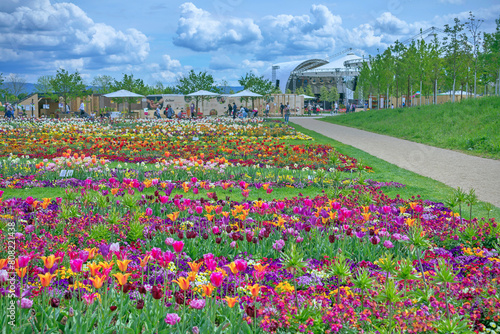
<box><xmin>292</xmin><ymin>118</ymin><xmax>500</xmax><ymax>207</ymax></box>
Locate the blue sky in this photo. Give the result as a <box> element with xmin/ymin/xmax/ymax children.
<box><xmin>0</xmin><ymin>0</ymin><xmax>499</xmax><ymax>86</ymax></box>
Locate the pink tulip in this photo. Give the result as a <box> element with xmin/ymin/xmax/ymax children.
<box><xmin>234</xmin><ymin>259</ymin><xmax>247</xmax><ymax>272</ymax></box>
<box><xmin>159</xmin><ymin>196</ymin><xmax>169</xmax><ymax>204</ymax></box>
<box><xmin>205</xmin><ymin>258</ymin><xmax>217</xmax><ymax>271</ymax></box>
<box><xmin>266</xmin><ymin>188</ymin><xmax>273</xmax><ymax>194</ymax></box>
<box><xmin>210</xmin><ymin>272</ymin><xmax>224</xmax><ymax>287</ymax></box>
<box><xmin>145</xmin><ymin>208</ymin><xmax>153</xmax><ymax>216</ymax></box>
<box><xmin>193</xmin><ymin>188</ymin><xmax>199</xmax><ymax>194</ymax></box>
<box><xmin>17</xmin><ymin>256</ymin><xmax>30</xmax><ymax>268</ymax></box>
<box><xmin>70</xmin><ymin>259</ymin><xmax>83</xmax><ymax>273</ymax></box>
<box><xmin>26</xmin><ymin>197</ymin><xmax>34</xmax><ymax>205</ymax></box>
<box><xmin>195</xmin><ymin>206</ymin><xmax>203</xmax><ymax>214</ymax></box>
<box><xmin>172</xmin><ymin>241</ymin><xmax>184</xmax><ymax>253</ymax></box>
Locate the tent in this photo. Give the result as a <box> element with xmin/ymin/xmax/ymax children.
<box><xmin>230</xmin><ymin>90</ymin><xmax>263</xmax><ymax>109</ymax></box>
<box><xmin>187</xmin><ymin>90</ymin><xmax>219</xmax><ymax>116</ymax></box>
<box><xmin>104</xmin><ymin>90</ymin><xmax>144</xmax><ymax>115</ymax></box>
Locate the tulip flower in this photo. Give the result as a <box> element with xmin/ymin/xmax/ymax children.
<box><xmin>210</xmin><ymin>272</ymin><xmax>224</xmax><ymax>288</ymax></box>
<box><xmin>17</xmin><ymin>256</ymin><xmax>30</xmax><ymax>268</ymax></box>
<box><xmin>38</xmin><ymin>272</ymin><xmax>56</xmax><ymax>287</ymax></box>
<box><xmin>87</xmin><ymin>262</ymin><xmax>101</xmax><ymax>276</ymax></box>
<box><xmin>225</xmin><ymin>296</ymin><xmax>239</xmax><ymax>308</ymax></box>
<box><xmin>16</xmin><ymin>267</ymin><xmax>28</xmax><ymax>278</ymax></box>
<box><xmin>173</xmin><ymin>277</ymin><xmax>190</xmax><ymax>291</ymax></box>
<box><xmin>40</xmin><ymin>255</ymin><xmax>61</xmax><ymax>269</ymax></box>
<box><xmin>234</xmin><ymin>259</ymin><xmax>247</xmax><ymax>272</ymax></box>
<box><xmin>249</xmin><ymin>283</ymin><xmax>260</xmax><ymax>298</ymax></box>
<box><xmin>201</xmin><ymin>284</ymin><xmax>214</xmax><ymax>297</ymax></box>
<box><xmin>228</xmin><ymin>262</ymin><xmax>239</xmax><ymax>275</ymax></box>
<box><xmin>99</xmin><ymin>261</ymin><xmax>114</xmax><ymax>270</ymax></box>
<box><xmin>89</xmin><ymin>275</ymin><xmax>106</xmax><ymax>289</ymax></box>
<box><xmin>172</xmin><ymin>241</ymin><xmax>184</xmax><ymax>253</ymax></box>
<box><xmin>145</xmin><ymin>207</ymin><xmax>153</xmax><ymax>216</ymax></box>
<box><xmin>70</xmin><ymin>259</ymin><xmax>83</xmax><ymax>273</ymax></box>
<box><xmin>188</xmin><ymin>261</ymin><xmax>203</xmax><ymax>273</ymax></box>
<box><xmin>113</xmin><ymin>273</ymin><xmax>131</xmax><ymax>286</ymax></box>
<box><xmin>139</xmin><ymin>255</ymin><xmax>151</xmax><ymax>268</ymax></box>
<box><xmin>117</xmin><ymin>259</ymin><xmax>131</xmax><ymax>272</ymax></box>
<box><xmin>164</xmin><ymin>313</ymin><xmax>181</xmax><ymax>325</ymax></box>
<box><xmin>0</xmin><ymin>259</ymin><xmax>7</xmax><ymax>270</ymax></box>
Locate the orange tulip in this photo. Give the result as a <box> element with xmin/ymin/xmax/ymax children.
<box><xmin>254</xmin><ymin>263</ymin><xmax>268</xmax><ymax>273</ymax></box>
<box><xmin>16</xmin><ymin>267</ymin><xmax>28</xmax><ymax>278</ymax></box>
<box><xmin>112</xmin><ymin>273</ymin><xmax>131</xmax><ymax>286</ymax></box>
<box><xmin>0</xmin><ymin>259</ymin><xmax>7</xmax><ymax>270</ymax></box>
<box><xmin>361</xmin><ymin>213</ymin><xmax>371</xmax><ymax>221</ymax></box>
<box><xmin>173</xmin><ymin>277</ymin><xmax>190</xmax><ymax>290</ymax></box>
<box><xmin>85</xmin><ymin>248</ymin><xmax>98</xmax><ymax>259</ymax></box>
<box><xmin>187</xmin><ymin>261</ymin><xmax>203</xmax><ymax>273</ymax></box>
<box><xmin>117</xmin><ymin>259</ymin><xmax>131</xmax><ymax>272</ymax></box>
<box><xmin>399</xmin><ymin>206</ymin><xmax>407</xmax><ymax>214</ymax></box>
<box><xmin>99</xmin><ymin>261</ymin><xmax>114</xmax><ymax>270</ymax></box>
<box><xmin>139</xmin><ymin>255</ymin><xmax>151</xmax><ymax>268</ymax></box>
<box><xmin>40</xmin><ymin>255</ymin><xmax>61</xmax><ymax>269</ymax></box>
<box><xmin>228</xmin><ymin>262</ymin><xmax>239</xmax><ymax>275</ymax></box>
<box><xmin>87</xmin><ymin>262</ymin><xmax>101</xmax><ymax>276</ymax></box>
<box><xmin>38</xmin><ymin>272</ymin><xmax>56</xmax><ymax>287</ymax></box>
<box><xmin>89</xmin><ymin>275</ymin><xmax>106</xmax><ymax>289</ymax></box>
<box><xmin>249</xmin><ymin>283</ymin><xmax>260</xmax><ymax>298</ymax></box>
<box><xmin>167</xmin><ymin>211</ymin><xmax>179</xmax><ymax>222</ymax></box>
<box><xmin>225</xmin><ymin>296</ymin><xmax>239</xmax><ymax>308</ymax></box>
<box><xmin>187</xmin><ymin>271</ymin><xmax>197</xmax><ymax>282</ymax></box>
<box><xmin>201</xmin><ymin>284</ymin><xmax>214</xmax><ymax>297</ymax></box>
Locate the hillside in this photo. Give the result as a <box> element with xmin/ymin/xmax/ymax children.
<box><xmin>323</xmin><ymin>97</ymin><xmax>500</xmax><ymax>159</ymax></box>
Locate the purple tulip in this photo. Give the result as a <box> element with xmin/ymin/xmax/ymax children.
<box><xmin>383</xmin><ymin>240</ymin><xmax>394</xmax><ymax>249</ymax></box>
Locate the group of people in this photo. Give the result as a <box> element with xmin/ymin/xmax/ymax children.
<box><xmin>227</xmin><ymin>102</ymin><xmax>259</xmax><ymax>119</ymax></box>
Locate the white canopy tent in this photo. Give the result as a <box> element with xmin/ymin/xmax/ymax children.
<box><xmin>104</xmin><ymin>90</ymin><xmax>144</xmax><ymax>114</ymax></box>
<box><xmin>187</xmin><ymin>90</ymin><xmax>219</xmax><ymax>116</ymax></box>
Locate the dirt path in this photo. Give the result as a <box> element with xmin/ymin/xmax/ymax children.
<box><xmin>292</xmin><ymin>118</ymin><xmax>500</xmax><ymax>207</ymax></box>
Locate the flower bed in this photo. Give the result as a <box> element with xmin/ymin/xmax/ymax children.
<box><xmin>0</xmin><ymin>118</ymin><xmax>498</xmax><ymax>333</ymax></box>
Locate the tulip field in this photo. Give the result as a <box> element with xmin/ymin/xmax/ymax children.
<box><xmin>0</xmin><ymin>117</ymin><xmax>499</xmax><ymax>334</ymax></box>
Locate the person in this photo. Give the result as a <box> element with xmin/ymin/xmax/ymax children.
<box><xmin>228</xmin><ymin>103</ymin><xmax>232</xmax><ymax>117</ymax></box>
<box><xmin>177</xmin><ymin>109</ymin><xmax>183</xmax><ymax>119</ymax></box>
<box><xmin>351</xmin><ymin>103</ymin><xmax>356</xmax><ymax>113</ymax></box>
<box><xmin>284</xmin><ymin>105</ymin><xmax>290</xmax><ymax>124</ymax></box>
<box><xmin>66</xmin><ymin>104</ymin><xmax>70</xmax><ymax>113</ymax></box>
<box><xmin>364</xmin><ymin>102</ymin><xmax>367</xmax><ymax>111</ymax></box>
<box><xmin>240</xmin><ymin>106</ymin><xmax>247</xmax><ymax>118</ymax></box>
<box><xmin>79</xmin><ymin>101</ymin><xmax>85</xmax><ymax>116</ymax></box>
<box><xmin>167</xmin><ymin>105</ymin><xmax>174</xmax><ymax>119</ymax></box>
<box><xmin>5</xmin><ymin>103</ymin><xmax>14</xmax><ymax>119</ymax></box>
<box><xmin>346</xmin><ymin>103</ymin><xmax>350</xmax><ymax>114</ymax></box>
<box><xmin>265</xmin><ymin>103</ymin><xmax>270</xmax><ymax>117</ymax></box>
<box><xmin>391</xmin><ymin>104</ymin><xmax>394</xmax><ymax>109</ymax></box>
<box><xmin>190</xmin><ymin>103</ymin><xmax>195</xmax><ymax>118</ymax></box>
<box><xmin>402</xmin><ymin>101</ymin><xmax>405</xmax><ymax>108</ymax></box>
<box><xmin>280</xmin><ymin>103</ymin><xmax>284</xmax><ymax>118</ymax></box>
<box><xmin>334</xmin><ymin>102</ymin><xmax>338</xmax><ymax>114</ymax></box>
<box><xmin>155</xmin><ymin>106</ymin><xmax>161</xmax><ymax>119</ymax></box>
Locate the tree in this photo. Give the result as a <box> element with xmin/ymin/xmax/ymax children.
<box><xmin>481</xmin><ymin>16</ymin><xmax>499</xmax><ymax>95</ymax></box>
<box><xmin>238</xmin><ymin>72</ymin><xmax>275</xmax><ymax>108</ymax></box>
<box><xmin>50</xmin><ymin>68</ymin><xmax>87</xmax><ymax>113</ymax></box>
<box><xmin>91</xmin><ymin>75</ymin><xmax>114</xmax><ymax>94</ymax></box>
<box><xmin>176</xmin><ymin>70</ymin><xmax>220</xmax><ymax>113</ymax></box>
<box><xmin>304</xmin><ymin>84</ymin><xmax>314</xmax><ymax>97</ymax></box>
<box><xmin>328</xmin><ymin>86</ymin><xmax>339</xmax><ymax>106</ymax></box>
<box><xmin>443</xmin><ymin>18</ymin><xmax>466</xmax><ymax>102</ymax></box>
<box><xmin>112</xmin><ymin>74</ymin><xmax>148</xmax><ymax>111</ymax></box>
<box><xmin>465</xmin><ymin>12</ymin><xmax>484</xmax><ymax>98</ymax></box>
<box><xmin>238</xmin><ymin>72</ymin><xmax>275</xmax><ymax>96</ymax></box>
<box><xmin>295</xmin><ymin>86</ymin><xmax>305</xmax><ymax>95</ymax></box>
<box><xmin>320</xmin><ymin>86</ymin><xmax>329</xmax><ymax>110</ymax></box>
<box><xmin>4</xmin><ymin>74</ymin><xmax>27</xmax><ymax>102</ymax></box>
<box><xmin>35</xmin><ymin>75</ymin><xmax>54</xmax><ymax>94</ymax></box>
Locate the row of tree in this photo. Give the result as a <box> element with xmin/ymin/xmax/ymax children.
<box><xmin>0</xmin><ymin>68</ymin><xmax>284</xmax><ymax>111</ymax></box>
<box><xmin>355</xmin><ymin>13</ymin><xmax>500</xmax><ymax>107</ymax></box>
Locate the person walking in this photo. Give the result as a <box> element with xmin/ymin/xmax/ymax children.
<box><xmin>265</xmin><ymin>103</ymin><xmax>270</xmax><ymax>117</ymax></box>
<box><xmin>280</xmin><ymin>103</ymin><xmax>284</xmax><ymax>118</ymax></box>
<box><xmin>190</xmin><ymin>103</ymin><xmax>195</xmax><ymax>118</ymax></box>
<box><xmin>79</xmin><ymin>101</ymin><xmax>85</xmax><ymax>117</ymax></box>
<box><xmin>228</xmin><ymin>103</ymin><xmax>232</xmax><ymax>117</ymax></box>
<box><xmin>284</xmin><ymin>105</ymin><xmax>290</xmax><ymax>124</ymax></box>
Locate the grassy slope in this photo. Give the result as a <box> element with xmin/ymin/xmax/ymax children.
<box><xmin>289</xmin><ymin>123</ymin><xmax>500</xmax><ymax>220</ymax></box>
<box><xmin>321</xmin><ymin>96</ymin><xmax>500</xmax><ymax>159</ymax></box>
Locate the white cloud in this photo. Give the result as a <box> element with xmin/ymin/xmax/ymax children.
<box><xmin>150</xmin><ymin>54</ymin><xmax>190</xmax><ymax>84</ymax></box>
<box><xmin>173</xmin><ymin>2</ymin><xmax>261</xmax><ymax>51</ymax></box>
<box><xmin>0</xmin><ymin>0</ymin><xmax>149</xmax><ymax>72</ymax></box>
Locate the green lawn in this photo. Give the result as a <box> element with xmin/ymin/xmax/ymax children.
<box><xmin>321</xmin><ymin>96</ymin><xmax>500</xmax><ymax>159</ymax></box>
<box><xmin>289</xmin><ymin>123</ymin><xmax>500</xmax><ymax>220</ymax></box>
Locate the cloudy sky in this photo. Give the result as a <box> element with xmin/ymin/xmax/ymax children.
<box><xmin>0</xmin><ymin>0</ymin><xmax>499</xmax><ymax>86</ymax></box>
